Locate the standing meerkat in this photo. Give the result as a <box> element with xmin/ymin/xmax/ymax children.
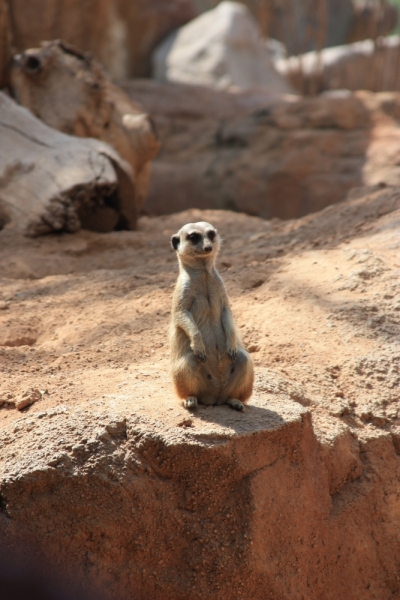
<box><xmin>170</xmin><ymin>221</ymin><xmax>254</xmax><ymax>411</ymax></box>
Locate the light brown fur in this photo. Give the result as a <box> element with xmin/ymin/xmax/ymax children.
<box><xmin>170</xmin><ymin>221</ymin><xmax>254</xmax><ymax>411</ymax></box>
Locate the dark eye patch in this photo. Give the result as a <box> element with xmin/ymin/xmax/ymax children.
<box><xmin>171</xmin><ymin>235</ymin><xmax>180</xmax><ymax>250</ymax></box>
<box><xmin>24</xmin><ymin>55</ymin><xmax>42</xmax><ymax>74</ymax></box>
<box><xmin>207</xmin><ymin>230</ymin><xmax>216</xmax><ymax>241</ymax></box>
<box><xmin>187</xmin><ymin>233</ymin><xmax>201</xmax><ymax>244</ymax></box>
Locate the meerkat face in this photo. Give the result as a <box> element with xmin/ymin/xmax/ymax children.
<box><xmin>171</xmin><ymin>222</ymin><xmax>220</xmax><ymax>263</ymax></box>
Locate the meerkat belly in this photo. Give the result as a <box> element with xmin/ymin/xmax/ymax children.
<box><xmin>191</xmin><ymin>294</ymin><xmax>226</xmax><ymax>357</ymax></box>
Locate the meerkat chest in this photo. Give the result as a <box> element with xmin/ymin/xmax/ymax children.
<box><xmin>189</xmin><ymin>275</ymin><xmax>222</xmax><ymax>322</ymax></box>
<box><xmin>190</xmin><ymin>292</ymin><xmax>221</xmax><ymax>319</ymax></box>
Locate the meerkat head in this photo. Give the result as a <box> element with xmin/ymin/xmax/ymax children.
<box><xmin>171</xmin><ymin>222</ymin><xmax>220</xmax><ymax>267</ymax></box>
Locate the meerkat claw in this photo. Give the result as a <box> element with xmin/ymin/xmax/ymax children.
<box><xmin>227</xmin><ymin>399</ymin><xmax>244</xmax><ymax>412</ymax></box>
<box><xmin>184</xmin><ymin>396</ymin><xmax>198</xmax><ymax>409</ymax></box>
<box><xmin>196</xmin><ymin>351</ymin><xmax>207</xmax><ymax>363</ymax></box>
<box><xmin>228</xmin><ymin>348</ymin><xmax>237</xmax><ymax>362</ymax></box>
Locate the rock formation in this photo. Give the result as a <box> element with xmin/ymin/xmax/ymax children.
<box><xmin>0</xmin><ymin>92</ymin><xmax>136</xmax><ymax>236</ymax></box>
<box><xmin>124</xmin><ymin>79</ymin><xmax>400</xmax><ymax>219</ymax></box>
<box><xmin>0</xmin><ymin>185</ymin><xmax>399</xmax><ymax>599</ymax></box>
<box><xmin>11</xmin><ymin>40</ymin><xmax>160</xmax><ymax>212</ymax></box>
<box><xmin>152</xmin><ymin>1</ymin><xmax>292</xmax><ymax>93</ymax></box>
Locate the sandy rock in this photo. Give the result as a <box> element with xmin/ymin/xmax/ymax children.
<box><xmin>279</xmin><ymin>36</ymin><xmax>400</xmax><ymax>95</ymax></box>
<box><xmin>0</xmin><ymin>91</ymin><xmax>136</xmax><ymax>236</ymax></box>
<box><xmin>15</xmin><ymin>388</ymin><xmax>42</xmax><ymax>411</ymax></box>
<box><xmin>313</xmin><ymin>413</ymin><xmax>362</xmax><ymax>495</ymax></box>
<box><xmin>11</xmin><ymin>40</ymin><xmax>160</xmax><ymax>212</ymax></box>
<box><xmin>0</xmin><ymin>365</ymin><xmax>399</xmax><ymax>599</ymax></box>
<box><xmin>0</xmin><ymin>374</ymin><xmax>338</xmax><ymax>599</ymax></box>
<box><xmin>0</xmin><ymin>390</ymin><xmax>15</xmax><ymax>407</ymax></box>
<box><xmin>0</xmin><ymin>324</ymin><xmax>38</xmax><ymax>347</ymax></box>
<box><xmin>8</xmin><ymin>0</ymin><xmax>196</xmax><ymax>79</ymax></box>
<box><xmin>152</xmin><ymin>1</ymin><xmax>292</xmax><ymax>93</ymax></box>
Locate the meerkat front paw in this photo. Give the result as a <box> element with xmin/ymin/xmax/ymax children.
<box><xmin>184</xmin><ymin>396</ymin><xmax>198</xmax><ymax>409</ymax></box>
<box><xmin>227</xmin><ymin>398</ymin><xmax>244</xmax><ymax>412</ymax></box>
<box><xmin>196</xmin><ymin>350</ymin><xmax>207</xmax><ymax>363</ymax></box>
<box><xmin>190</xmin><ymin>335</ymin><xmax>206</xmax><ymax>362</ymax></box>
<box><xmin>192</xmin><ymin>339</ymin><xmax>207</xmax><ymax>363</ymax></box>
<box><xmin>227</xmin><ymin>347</ymin><xmax>237</xmax><ymax>362</ymax></box>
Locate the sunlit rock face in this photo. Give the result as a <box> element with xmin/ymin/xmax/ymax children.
<box><xmin>152</xmin><ymin>1</ymin><xmax>292</xmax><ymax>94</ymax></box>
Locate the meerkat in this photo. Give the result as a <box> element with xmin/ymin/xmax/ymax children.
<box><xmin>170</xmin><ymin>221</ymin><xmax>254</xmax><ymax>411</ymax></box>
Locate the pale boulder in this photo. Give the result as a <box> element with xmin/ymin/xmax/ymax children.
<box><xmin>152</xmin><ymin>1</ymin><xmax>292</xmax><ymax>93</ymax></box>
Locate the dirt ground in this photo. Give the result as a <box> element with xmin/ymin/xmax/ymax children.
<box><xmin>0</xmin><ymin>184</ymin><xmax>399</xmax><ymax>427</ymax></box>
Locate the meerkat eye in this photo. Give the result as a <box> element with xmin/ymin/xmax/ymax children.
<box><xmin>187</xmin><ymin>233</ymin><xmax>201</xmax><ymax>244</ymax></box>
<box><xmin>207</xmin><ymin>230</ymin><xmax>216</xmax><ymax>241</ymax></box>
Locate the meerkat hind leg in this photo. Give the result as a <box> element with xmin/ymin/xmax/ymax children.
<box><xmin>226</xmin><ymin>398</ymin><xmax>245</xmax><ymax>412</ymax></box>
<box><xmin>184</xmin><ymin>396</ymin><xmax>198</xmax><ymax>409</ymax></box>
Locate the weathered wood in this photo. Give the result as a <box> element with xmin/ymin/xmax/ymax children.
<box><xmin>0</xmin><ymin>91</ymin><xmax>136</xmax><ymax>236</ymax></box>
<box><xmin>11</xmin><ymin>40</ymin><xmax>160</xmax><ymax>211</ymax></box>
<box><xmin>0</xmin><ymin>0</ymin><xmax>12</xmax><ymax>88</ymax></box>
<box><xmin>7</xmin><ymin>0</ymin><xmax>196</xmax><ymax>78</ymax></box>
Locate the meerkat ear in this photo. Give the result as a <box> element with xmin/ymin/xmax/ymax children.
<box><xmin>171</xmin><ymin>235</ymin><xmax>180</xmax><ymax>250</ymax></box>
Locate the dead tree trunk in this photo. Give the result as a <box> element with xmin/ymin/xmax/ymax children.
<box><xmin>0</xmin><ymin>92</ymin><xmax>136</xmax><ymax>236</ymax></box>
<box><xmin>0</xmin><ymin>0</ymin><xmax>12</xmax><ymax>88</ymax></box>
<box><xmin>11</xmin><ymin>40</ymin><xmax>160</xmax><ymax>214</ymax></box>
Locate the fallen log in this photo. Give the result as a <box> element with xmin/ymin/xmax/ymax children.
<box><xmin>11</xmin><ymin>40</ymin><xmax>160</xmax><ymax>212</ymax></box>
<box><xmin>0</xmin><ymin>91</ymin><xmax>136</xmax><ymax>236</ymax></box>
